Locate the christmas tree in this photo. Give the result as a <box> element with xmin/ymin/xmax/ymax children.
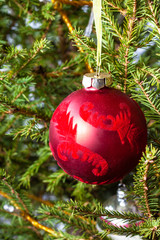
<box><xmin>0</xmin><ymin>0</ymin><xmax>160</xmax><ymax>239</ymax></box>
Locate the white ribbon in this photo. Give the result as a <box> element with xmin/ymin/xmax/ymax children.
<box><xmin>93</xmin><ymin>0</ymin><xmax>102</xmax><ymax>76</ymax></box>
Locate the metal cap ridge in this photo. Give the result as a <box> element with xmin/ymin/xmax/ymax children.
<box><xmin>82</xmin><ymin>72</ymin><xmax>111</xmax><ymax>90</ymax></box>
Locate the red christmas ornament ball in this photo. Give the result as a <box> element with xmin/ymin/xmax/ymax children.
<box><xmin>49</xmin><ymin>86</ymin><xmax>147</xmax><ymax>185</ymax></box>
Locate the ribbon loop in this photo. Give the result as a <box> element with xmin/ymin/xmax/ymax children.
<box><xmin>93</xmin><ymin>0</ymin><xmax>102</xmax><ymax>76</ymax></box>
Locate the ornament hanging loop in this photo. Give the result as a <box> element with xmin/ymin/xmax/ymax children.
<box><xmin>93</xmin><ymin>0</ymin><xmax>102</xmax><ymax>76</ymax></box>
<box><xmin>96</xmin><ymin>65</ymin><xmax>101</xmax><ymax>76</ymax></box>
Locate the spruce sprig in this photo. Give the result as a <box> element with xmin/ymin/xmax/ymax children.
<box><xmin>19</xmin><ymin>146</ymin><xmax>52</xmax><ymax>188</ymax></box>
<box><xmin>64</xmin><ymin>200</ymin><xmax>145</xmax><ymax>222</ymax></box>
<box><xmin>37</xmin><ymin>203</ymin><xmax>100</xmax><ymax>238</ymax></box>
<box><xmin>133</xmin><ymin>145</ymin><xmax>160</xmax><ymax>217</ymax></box>
<box><xmin>44</xmin><ymin>169</ymin><xmax>69</xmax><ymax>192</ymax></box>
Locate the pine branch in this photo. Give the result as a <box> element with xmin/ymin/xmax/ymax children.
<box><xmin>0</xmin><ymin>179</ymin><xmax>31</xmax><ymax>213</ymax></box>
<box><xmin>54</xmin><ymin>5</ymin><xmax>94</xmax><ymax>72</ymax></box>
<box><xmin>0</xmin><ymin>46</ymin><xmax>27</xmax><ymax>65</ymax></box>
<box><xmin>0</xmin><ymin>220</ymin><xmax>43</xmax><ymax>240</ymax></box>
<box><xmin>68</xmin><ymin>30</ymin><xmax>97</xmax><ymax>70</ymax></box>
<box><xmin>147</xmin><ymin>0</ymin><xmax>160</xmax><ymax>35</ymax></box>
<box><xmin>44</xmin><ymin>169</ymin><xmax>68</xmax><ymax>192</ymax></box>
<box><xmin>0</xmin><ymin>178</ymin><xmax>104</xmax><ymax>240</ymax></box>
<box><xmin>71</xmin><ymin>182</ymin><xmax>94</xmax><ymax>201</ymax></box>
<box><xmin>133</xmin><ymin>145</ymin><xmax>160</xmax><ymax>217</ymax></box>
<box><xmin>143</xmin><ymin>160</ymin><xmax>152</xmax><ymax>218</ymax></box>
<box><xmin>99</xmin><ymin>222</ymin><xmax>140</xmax><ymax>238</ymax></box>
<box><xmin>124</xmin><ymin>0</ymin><xmax>137</xmax><ymax>92</ymax></box>
<box><xmin>42</xmin><ymin>20</ymin><xmax>52</xmax><ymax>39</ymax></box>
<box><xmin>0</xmin><ymin>115</ymin><xmax>18</xmax><ymax>136</ymax></box>
<box><xmin>12</xmin><ymin>0</ymin><xmax>32</xmax><ymax>15</ymax></box>
<box><xmin>28</xmin><ymin>194</ymin><xmax>101</xmax><ymax>237</ymax></box>
<box><xmin>0</xmin><ymin>98</ymin><xmax>51</xmax><ymax>123</ymax></box>
<box><xmin>0</xmin><ymin>180</ymin><xmax>62</xmax><ymax>238</ymax></box>
<box><xmin>134</xmin><ymin>79</ymin><xmax>160</xmax><ymax>116</ymax></box>
<box><xmin>103</xmin><ymin>7</ymin><xmax>123</xmax><ymax>41</ymax></box>
<box><xmin>42</xmin><ymin>4</ymin><xmax>55</xmax><ymax>21</ymax></box>
<box><xmin>11</xmin><ymin>38</ymin><xmax>50</xmax><ymax>79</ymax></box>
<box><xmin>138</xmin><ymin>66</ymin><xmax>160</xmax><ymax>85</ymax></box>
<box><xmin>105</xmin><ymin>1</ymin><xmax>127</xmax><ymax>16</ymax></box>
<box><xmin>19</xmin><ymin>147</ymin><xmax>52</xmax><ymax>188</ymax></box>
<box><xmin>1</xmin><ymin>0</ymin><xmax>160</xmax><ymax>239</ymax></box>
<box><xmin>11</xmin><ymin>88</ymin><xmax>27</xmax><ymax>103</ymax></box>
<box><xmin>70</xmin><ymin>31</ymin><xmax>96</xmax><ymax>53</ymax></box>
<box><xmin>64</xmin><ymin>200</ymin><xmax>145</xmax><ymax>222</ymax></box>
<box><xmin>139</xmin><ymin>218</ymin><xmax>160</xmax><ymax>239</ymax></box>
<box><xmin>37</xmin><ymin>204</ymin><xmax>104</xmax><ymax>240</ymax></box>
<box><xmin>10</xmin><ymin>120</ymin><xmax>47</xmax><ymax>141</ymax></box>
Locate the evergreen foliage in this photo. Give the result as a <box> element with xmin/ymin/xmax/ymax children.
<box><xmin>0</xmin><ymin>0</ymin><xmax>159</xmax><ymax>239</ymax></box>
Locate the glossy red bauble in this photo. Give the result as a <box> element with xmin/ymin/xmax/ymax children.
<box><xmin>49</xmin><ymin>87</ymin><xmax>147</xmax><ymax>185</ymax></box>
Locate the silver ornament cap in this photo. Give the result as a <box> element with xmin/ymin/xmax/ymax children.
<box><xmin>82</xmin><ymin>72</ymin><xmax>111</xmax><ymax>90</ymax></box>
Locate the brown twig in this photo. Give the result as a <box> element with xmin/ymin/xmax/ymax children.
<box><xmin>11</xmin><ymin>89</ymin><xmax>26</xmax><ymax>103</ymax></box>
<box><xmin>105</xmin><ymin>1</ymin><xmax>127</xmax><ymax>16</ymax></box>
<box><xmin>143</xmin><ymin>161</ymin><xmax>152</xmax><ymax>218</ymax></box>
<box><xmin>153</xmin><ymin>139</ymin><xmax>160</xmax><ymax>146</ymax></box>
